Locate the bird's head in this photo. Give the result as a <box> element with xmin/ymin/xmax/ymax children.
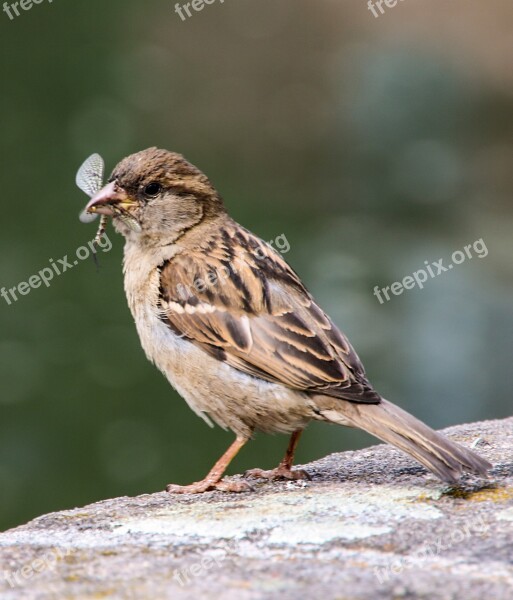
<box><xmin>85</xmin><ymin>147</ymin><xmax>225</xmax><ymax>243</ymax></box>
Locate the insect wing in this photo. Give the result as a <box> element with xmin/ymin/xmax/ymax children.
<box><xmin>76</xmin><ymin>153</ymin><xmax>105</xmax><ymax>198</ymax></box>
<box><xmin>76</xmin><ymin>153</ymin><xmax>105</xmax><ymax>223</ymax></box>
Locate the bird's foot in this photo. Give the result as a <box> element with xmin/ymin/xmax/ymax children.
<box><xmin>244</xmin><ymin>466</ymin><xmax>311</xmax><ymax>481</ymax></box>
<box><xmin>166</xmin><ymin>477</ymin><xmax>252</xmax><ymax>494</ymax></box>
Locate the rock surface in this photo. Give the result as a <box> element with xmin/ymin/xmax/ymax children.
<box><xmin>0</xmin><ymin>417</ymin><xmax>512</xmax><ymax>599</ymax></box>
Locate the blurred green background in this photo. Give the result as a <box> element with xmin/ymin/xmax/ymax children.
<box><xmin>0</xmin><ymin>0</ymin><xmax>512</xmax><ymax>531</ymax></box>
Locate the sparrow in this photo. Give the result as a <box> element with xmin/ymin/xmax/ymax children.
<box><xmin>85</xmin><ymin>147</ymin><xmax>491</xmax><ymax>494</ymax></box>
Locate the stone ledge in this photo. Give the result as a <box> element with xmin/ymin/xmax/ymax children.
<box><xmin>0</xmin><ymin>417</ymin><xmax>512</xmax><ymax>599</ymax></box>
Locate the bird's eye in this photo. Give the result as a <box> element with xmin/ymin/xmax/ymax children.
<box><xmin>143</xmin><ymin>182</ymin><xmax>162</xmax><ymax>198</ymax></box>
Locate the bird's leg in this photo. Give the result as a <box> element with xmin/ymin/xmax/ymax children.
<box><xmin>245</xmin><ymin>429</ymin><xmax>311</xmax><ymax>481</ymax></box>
<box><xmin>166</xmin><ymin>436</ymin><xmax>251</xmax><ymax>494</ymax></box>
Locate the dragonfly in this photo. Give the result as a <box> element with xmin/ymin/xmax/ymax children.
<box><xmin>76</xmin><ymin>153</ymin><xmax>109</xmax><ymax>252</ymax></box>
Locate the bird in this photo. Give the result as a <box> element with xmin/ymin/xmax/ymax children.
<box><xmin>84</xmin><ymin>147</ymin><xmax>491</xmax><ymax>494</ymax></box>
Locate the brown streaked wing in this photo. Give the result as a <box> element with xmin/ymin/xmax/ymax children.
<box><xmin>158</xmin><ymin>224</ymin><xmax>380</xmax><ymax>403</ymax></box>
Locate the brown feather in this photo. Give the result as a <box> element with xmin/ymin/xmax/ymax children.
<box><xmin>315</xmin><ymin>396</ymin><xmax>492</xmax><ymax>483</ymax></box>
<box><xmin>158</xmin><ymin>220</ymin><xmax>380</xmax><ymax>403</ymax></box>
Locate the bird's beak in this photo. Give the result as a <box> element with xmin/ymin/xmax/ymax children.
<box><xmin>85</xmin><ymin>181</ymin><xmax>135</xmax><ymax>217</ymax></box>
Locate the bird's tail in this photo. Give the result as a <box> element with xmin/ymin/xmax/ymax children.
<box><xmin>314</xmin><ymin>396</ymin><xmax>491</xmax><ymax>483</ymax></box>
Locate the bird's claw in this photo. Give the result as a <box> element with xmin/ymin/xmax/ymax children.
<box><xmin>166</xmin><ymin>478</ymin><xmax>253</xmax><ymax>494</ymax></box>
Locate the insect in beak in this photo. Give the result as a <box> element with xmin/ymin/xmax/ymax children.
<box><xmin>75</xmin><ymin>153</ymin><xmax>113</xmax><ymax>268</ymax></box>
<box><xmin>76</xmin><ymin>154</ymin><xmax>141</xmax><ymax>265</ymax></box>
